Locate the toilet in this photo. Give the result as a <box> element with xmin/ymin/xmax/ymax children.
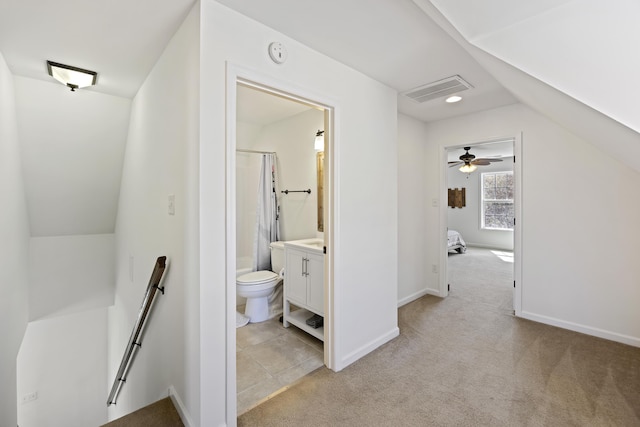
<box><xmin>236</xmin><ymin>241</ymin><xmax>285</xmax><ymax>323</ymax></box>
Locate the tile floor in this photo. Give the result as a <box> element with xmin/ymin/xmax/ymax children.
<box><xmin>236</xmin><ymin>313</ymin><xmax>324</xmax><ymax>415</ymax></box>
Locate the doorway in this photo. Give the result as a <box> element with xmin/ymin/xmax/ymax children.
<box><xmin>227</xmin><ymin>71</ymin><xmax>335</xmax><ymax>416</ymax></box>
<box><xmin>442</xmin><ymin>137</ymin><xmax>521</xmax><ymax>314</ymax></box>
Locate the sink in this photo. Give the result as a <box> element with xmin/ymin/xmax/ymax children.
<box><xmin>284</xmin><ymin>238</ymin><xmax>324</xmax><ymax>253</ymax></box>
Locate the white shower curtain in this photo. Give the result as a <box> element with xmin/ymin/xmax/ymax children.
<box><xmin>253</xmin><ymin>154</ymin><xmax>280</xmax><ymax>271</ymax></box>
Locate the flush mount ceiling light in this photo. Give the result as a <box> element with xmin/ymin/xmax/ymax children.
<box><xmin>446</xmin><ymin>95</ymin><xmax>462</xmax><ymax>103</ymax></box>
<box><xmin>314</xmin><ymin>130</ymin><xmax>324</xmax><ymax>151</ymax></box>
<box><xmin>46</xmin><ymin>60</ymin><xmax>97</xmax><ymax>91</ymax></box>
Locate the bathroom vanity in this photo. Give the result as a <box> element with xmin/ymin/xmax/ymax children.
<box><xmin>283</xmin><ymin>238</ymin><xmax>324</xmax><ymax>341</ymax></box>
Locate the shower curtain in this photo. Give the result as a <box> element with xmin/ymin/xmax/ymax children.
<box><xmin>253</xmin><ymin>153</ymin><xmax>280</xmax><ymax>271</ymax></box>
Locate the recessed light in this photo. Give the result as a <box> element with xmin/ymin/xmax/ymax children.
<box><xmin>446</xmin><ymin>95</ymin><xmax>462</xmax><ymax>103</ymax></box>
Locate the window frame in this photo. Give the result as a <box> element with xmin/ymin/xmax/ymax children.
<box><xmin>480</xmin><ymin>170</ymin><xmax>514</xmax><ymax>231</ymax></box>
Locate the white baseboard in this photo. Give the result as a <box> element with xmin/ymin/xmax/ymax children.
<box><xmin>168</xmin><ymin>385</ymin><xmax>194</xmax><ymax>427</ymax></box>
<box><xmin>520</xmin><ymin>311</ymin><xmax>640</xmax><ymax>348</ymax></box>
<box><xmin>338</xmin><ymin>327</ymin><xmax>400</xmax><ymax>370</ymax></box>
<box><xmin>466</xmin><ymin>243</ymin><xmax>514</xmax><ymax>251</ymax></box>
<box><xmin>397</xmin><ymin>288</ymin><xmax>439</xmax><ymax>307</ymax></box>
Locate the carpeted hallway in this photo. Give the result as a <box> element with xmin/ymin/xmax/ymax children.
<box><xmin>238</xmin><ymin>247</ymin><xmax>640</xmax><ymax>426</ymax></box>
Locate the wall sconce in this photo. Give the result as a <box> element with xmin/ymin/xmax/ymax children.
<box><xmin>47</xmin><ymin>60</ymin><xmax>97</xmax><ymax>92</ymax></box>
<box><xmin>314</xmin><ymin>130</ymin><xmax>324</xmax><ymax>151</ymax></box>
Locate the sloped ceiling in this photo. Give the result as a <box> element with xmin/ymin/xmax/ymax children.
<box><xmin>0</xmin><ymin>0</ymin><xmax>195</xmax><ymax>237</ymax></box>
<box><xmin>4</xmin><ymin>0</ymin><xmax>639</xmax><ymax>238</ymax></box>
<box><xmin>0</xmin><ymin>0</ymin><xmax>196</xmax><ymax>99</ymax></box>
<box><xmin>216</xmin><ymin>0</ymin><xmax>517</xmax><ymax>123</ymax></box>
<box><xmin>414</xmin><ymin>0</ymin><xmax>640</xmax><ymax>172</ymax></box>
<box><xmin>429</xmin><ymin>0</ymin><xmax>640</xmax><ymax>134</ymax></box>
<box><xmin>14</xmin><ymin>77</ymin><xmax>131</xmax><ymax>236</ymax></box>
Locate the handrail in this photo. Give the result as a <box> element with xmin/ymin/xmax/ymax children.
<box><xmin>107</xmin><ymin>256</ymin><xmax>167</xmax><ymax>406</ymax></box>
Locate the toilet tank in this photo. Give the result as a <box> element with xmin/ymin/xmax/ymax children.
<box><xmin>269</xmin><ymin>241</ymin><xmax>285</xmax><ymax>273</ymax></box>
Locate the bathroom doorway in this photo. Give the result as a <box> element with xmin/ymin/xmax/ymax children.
<box><xmin>232</xmin><ymin>80</ymin><xmax>332</xmax><ymax>415</ymax></box>
<box><xmin>442</xmin><ymin>137</ymin><xmax>521</xmax><ymax>314</ymax></box>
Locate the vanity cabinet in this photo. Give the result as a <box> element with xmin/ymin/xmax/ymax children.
<box><xmin>283</xmin><ymin>242</ymin><xmax>324</xmax><ymax>341</ymax></box>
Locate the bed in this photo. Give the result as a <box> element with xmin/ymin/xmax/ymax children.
<box><xmin>448</xmin><ymin>229</ymin><xmax>467</xmax><ymax>253</ymax></box>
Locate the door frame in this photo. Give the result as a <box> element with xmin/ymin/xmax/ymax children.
<box><xmin>439</xmin><ymin>135</ymin><xmax>523</xmax><ymax>315</ymax></box>
<box><xmin>225</xmin><ymin>62</ymin><xmax>337</xmax><ymax>419</ymax></box>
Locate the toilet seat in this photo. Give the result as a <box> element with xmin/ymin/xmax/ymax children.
<box><xmin>237</xmin><ymin>270</ymin><xmax>278</xmax><ymax>285</ymax></box>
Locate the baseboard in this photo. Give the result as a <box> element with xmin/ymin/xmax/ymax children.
<box><xmin>520</xmin><ymin>311</ymin><xmax>640</xmax><ymax>348</ymax></box>
<box><xmin>168</xmin><ymin>385</ymin><xmax>194</xmax><ymax>427</ymax></box>
<box><xmin>397</xmin><ymin>288</ymin><xmax>438</xmax><ymax>307</ymax></box>
<box><xmin>466</xmin><ymin>243</ymin><xmax>514</xmax><ymax>251</ymax></box>
<box><xmin>338</xmin><ymin>327</ymin><xmax>400</xmax><ymax>370</ymax></box>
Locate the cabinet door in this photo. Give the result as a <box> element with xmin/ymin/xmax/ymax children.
<box><xmin>306</xmin><ymin>253</ymin><xmax>324</xmax><ymax>315</ymax></box>
<box><xmin>285</xmin><ymin>248</ymin><xmax>307</xmax><ymax>306</ymax></box>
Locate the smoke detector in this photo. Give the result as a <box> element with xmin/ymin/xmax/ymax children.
<box><xmin>402</xmin><ymin>75</ymin><xmax>472</xmax><ymax>103</ymax></box>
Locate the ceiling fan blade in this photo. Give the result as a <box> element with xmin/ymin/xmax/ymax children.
<box><xmin>448</xmin><ymin>161</ymin><xmax>463</xmax><ymax>167</ymax></box>
<box><xmin>471</xmin><ymin>158</ymin><xmax>503</xmax><ymax>166</ymax></box>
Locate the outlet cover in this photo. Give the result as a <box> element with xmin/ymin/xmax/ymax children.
<box><xmin>21</xmin><ymin>391</ymin><xmax>37</xmax><ymax>404</ymax></box>
<box><xmin>168</xmin><ymin>194</ymin><xmax>175</xmax><ymax>216</ymax></box>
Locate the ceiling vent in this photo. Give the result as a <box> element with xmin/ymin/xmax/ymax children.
<box><xmin>402</xmin><ymin>75</ymin><xmax>472</xmax><ymax>103</ymax></box>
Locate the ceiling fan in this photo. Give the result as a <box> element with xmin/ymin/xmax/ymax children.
<box><xmin>449</xmin><ymin>147</ymin><xmax>502</xmax><ymax>173</ymax></box>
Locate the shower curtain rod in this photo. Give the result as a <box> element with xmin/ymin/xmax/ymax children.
<box><xmin>236</xmin><ymin>149</ymin><xmax>277</xmax><ymax>155</ymax></box>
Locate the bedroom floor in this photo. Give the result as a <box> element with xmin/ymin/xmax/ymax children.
<box><xmin>236</xmin><ymin>313</ymin><xmax>324</xmax><ymax>415</ymax></box>
<box><xmin>447</xmin><ymin>246</ymin><xmax>514</xmax><ymax>312</ymax></box>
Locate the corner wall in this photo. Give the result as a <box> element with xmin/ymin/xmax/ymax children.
<box><xmin>29</xmin><ymin>234</ymin><xmax>114</xmax><ymax>320</ymax></box>
<box><xmin>0</xmin><ymin>52</ymin><xmax>30</xmax><ymax>427</ymax></box>
<box><xmin>200</xmin><ymin>1</ymin><xmax>399</xmax><ymax>424</ymax></box>
<box><xmin>397</xmin><ymin>114</ymin><xmax>432</xmax><ymax>304</ymax></box>
<box><xmin>424</xmin><ymin>103</ymin><xmax>640</xmax><ymax>346</ymax></box>
<box><xmin>236</xmin><ymin>109</ymin><xmax>324</xmax><ymax>258</ymax></box>
<box><xmin>107</xmin><ymin>4</ymin><xmax>200</xmax><ymax>424</ymax></box>
<box><xmin>17</xmin><ymin>308</ymin><xmax>108</xmax><ymax>427</ymax></box>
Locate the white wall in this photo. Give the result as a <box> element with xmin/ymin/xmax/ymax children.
<box><xmin>397</xmin><ymin>114</ymin><xmax>431</xmax><ymax>304</ymax></box>
<box><xmin>29</xmin><ymin>234</ymin><xmax>114</xmax><ymax>320</ymax></box>
<box><xmin>0</xmin><ymin>52</ymin><xmax>30</xmax><ymax>427</ymax></box>
<box><xmin>200</xmin><ymin>1</ymin><xmax>399</xmax><ymax>424</ymax></box>
<box><xmin>447</xmin><ymin>160</ymin><xmax>513</xmax><ymax>250</ymax></box>
<box><xmin>236</xmin><ymin>109</ymin><xmax>323</xmax><ymax>264</ymax></box>
<box><xmin>423</xmin><ymin>103</ymin><xmax>640</xmax><ymax>346</ymax></box>
<box><xmin>108</xmin><ymin>4</ymin><xmax>199</xmax><ymax>425</ymax></box>
<box><xmin>13</xmin><ymin>77</ymin><xmax>131</xmax><ymax>237</ymax></box>
<box><xmin>17</xmin><ymin>308</ymin><xmax>108</xmax><ymax>427</ymax></box>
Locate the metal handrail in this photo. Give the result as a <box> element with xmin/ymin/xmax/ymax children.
<box><xmin>107</xmin><ymin>256</ymin><xmax>167</xmax><ymax>406</ymax></box>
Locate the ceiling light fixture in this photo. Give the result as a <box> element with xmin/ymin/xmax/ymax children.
<box><xmin>459</xmin><ymin>163</ymin><xmax>477</xmax><ymax>173</ymax></box>
<box><xmin>46</xmin><ymin>60</ymin><xmax>97</xmax><ymax>92</ymax></box>
<box><xmin>446</xmin><ymin>95</ymin><xmax>462</xmax><ymax>103</ymax></box>
<box><xmin>314</xmin><ymin>130</ymin><xmax>324</xmax><ymax>151</ymax></box>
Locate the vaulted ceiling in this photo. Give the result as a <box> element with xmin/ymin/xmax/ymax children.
<box><xmin>1</xmin><ymin>0</ymin><xmax>638</xmax><ymax>237</ymax></box>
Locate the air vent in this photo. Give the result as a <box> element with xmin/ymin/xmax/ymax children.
<box><xmin>402</xmin><ymin>75</ymin><xmax>472</xmax><ymax>103</ymax></box>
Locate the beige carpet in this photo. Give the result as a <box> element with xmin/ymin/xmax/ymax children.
<box><xmin>239</xmin><ymin>247</ymin><xmax>640</xmax><ymax>426</ymax></box>
<box><xmin>102</xmin><ymin>397</ymin><xmax>183</xmax><ymax>427</ymax></box>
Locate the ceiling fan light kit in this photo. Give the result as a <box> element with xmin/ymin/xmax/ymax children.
<box><xmin>449</xmin><ymin>146</ymin><xmax>502</xmax><ymax>174</ymax></box>
<box><xmin>459</xmin><ymin>163</ymin><xmax>477</xmax><ymax>173</ymax></box>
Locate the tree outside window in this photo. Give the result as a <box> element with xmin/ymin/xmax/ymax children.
<box><xmin>481</xmin><ymin>171</ymin><xmax>514</xmax><ymax>230</ymax></box>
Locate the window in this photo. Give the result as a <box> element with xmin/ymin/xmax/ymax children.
<box><xmin>481</xmin><ymin>171</ymin><xmax>514</xmax><ymax>230</ymax></box>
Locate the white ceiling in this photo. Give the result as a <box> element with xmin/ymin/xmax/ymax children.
<box><xmin>0</xmin><ymin>0</ymin><xmax>196</xmax><ymax>99</ymax></box>
<box><xmin>218</xmin><ymin>0</ymin><xmax>517</xmax><ymax>123</ymax></box>
<box><xmin>237</xmin><ymin>85</ymin><xmax>314</xmax><ymax>126</ymax></box>
<box><xmin>2</xmin><ymin>0</ymin><xmax>636</xmax><ymax>237</ymax></box>
<box><xmin>0</xmin><ymin>0</ymin><xmax>518</xmax><ymax>237</ymax></box>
